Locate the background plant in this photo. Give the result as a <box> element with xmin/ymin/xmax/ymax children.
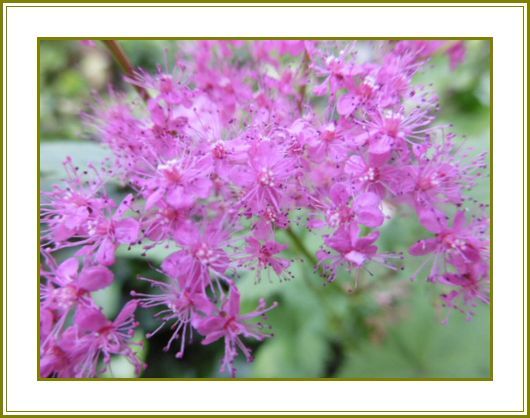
<box><xmin>39</xmin><ymin>40</ymin><xmax>491</xmax><ymax>378</ymax></box>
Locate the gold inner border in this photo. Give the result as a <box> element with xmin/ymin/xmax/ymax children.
<box><xmin>36</xmin><ymin>36</ymin><xmax>494</xmax><ymax>381</ymax></box>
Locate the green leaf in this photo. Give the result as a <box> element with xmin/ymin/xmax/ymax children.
<box><xmin>100</xmin><ymin>331</ymin><xmax>147</xmax><ymax>378</ymax></box>
<box><xmin>40</xmin><ymin>140</ymin><xmax>112</xmax><ymax>190</ymax></box>
<box><xmin>115</xmin><ymin>243</ymin><xmax>177</xmax><ymax>264</ymax></box>
<box><xmin>92</xmin><ymin>282</ymin><xmax>122</xmax><ymax>319</ymax></box>
<box><xmin>336</xmin><ymin>281</ymin><xmax>490</xmax><ymax>378</ymax></box>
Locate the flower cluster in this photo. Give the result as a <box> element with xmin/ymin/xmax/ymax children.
<box><xmin>40</xmin><ymin>40</ymin><xmax>489</xmax><ymax>378</ymax></box>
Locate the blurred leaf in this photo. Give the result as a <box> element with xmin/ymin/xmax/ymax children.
<box><xmin>115</xmin><ymin>243</ymin><xmax>177</xmax><ymax>264</ymax></box>
<box><xmin>40</xmin><ymin>140</ymin><xmax>112</xmax><ymax>185</ymax></box>
<box><xmin>250</xmin><ymin>260</ymin><xmax>332</xmax><ymax>377</ymax></box>
<box><xmin>92</xmin><ymin>282</ymin><xmax>122</xmax><ymax>318</ymax></box>
<box><xmin>101</xmin><ymin>331</ymin><xmax>147</xmax><ymax>378</ymax></box>
<box><xmin>336</xmin><ymin>281</ymin><xmax>490</xmax><ymax>378</ymax></box>
<box><xmin>56</xmin><ymin>69</ymin><xmax>90</xmax><ymax>96</ymax></box>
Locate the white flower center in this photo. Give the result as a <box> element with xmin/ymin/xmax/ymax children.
<box><xmin>258</xmin><ymin>168</ymin><xmax>275</xmax><ymax>187</ymax></box>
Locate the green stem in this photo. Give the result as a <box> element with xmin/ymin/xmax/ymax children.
<box><xmin>285</xmin><ymin>226</ymin><xmax>319</xmax><ymax>267</ymax></box>
<box><xmin>285</xmin><ymin>227</ymin><xmax>329</xmax><ymax>301</ymax></box>
<box><xmin>285</xmin><ymin>226</ymin><xmax>349</xmax><ymax>295</ymax></box>
<box><xmin>285</xmin><ymin>225</ymin><xmax>353</xmax><ymax>309</ymax></box>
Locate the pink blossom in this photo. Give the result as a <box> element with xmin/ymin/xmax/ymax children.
<box><xmin>308</xmin><ymin>183</ymin><xmax>384</xmax><ymax>229</ymax></box>
<box><xmin>239</xmin><ymin>236</ymin><xmax>292</xmax><ymax>283</ymax></box>
<box><xmin>132</xmin><ymin>274</ymin><xmax>214</xmax><ymax>358</ymax></box>
<box><xmin>318</xmin><ymin>224</ymin><xmax>402</xmax><ymax>283</ymax></box>
<box><xmin>41</xmin><ymin>302</ymin><xmax>143</xmax><ymax>378</ymax></box>
<box><xmin>409</xmin><ymin>210</ymin><xmax>489</xmax><ymax>280</ymax></box>
<box><xmin>194</xmin><ymin>287</ymin><xmax>277</xmax><ymax>377</ymax></box>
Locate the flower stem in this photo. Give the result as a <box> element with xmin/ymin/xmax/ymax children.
<box><xmin>285</xmin><ymin>226</ymin><xmax>348</xmax><ymax>295</ymax></box>
<box><xmin>285</xmin><ymin>226</ymin><xmax>319</xmax><ymax>267</ymax></box>
<box><xmin>296</xmin><ymin>50</ymin><xmax>311</xmax><ymax>113</ymax></box>
<box><xmin>101</xmin><ymin>40</ymin><xmax>150</xmax><ymax>102</ymax></box>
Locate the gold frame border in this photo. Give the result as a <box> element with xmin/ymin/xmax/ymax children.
<box><xmin>35</xmin><ymin>37</ymin><xmax>493</xmax><ymax>383</ymax></box>
<box><xmin>0</xmin><ymin>1</ymin><xmax>526</xmax><ymax>415</ymax></box>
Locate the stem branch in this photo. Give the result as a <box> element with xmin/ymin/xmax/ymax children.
<box><xmin>285</xmin><ymin>226</ymin><xmax>319</xmax><ymax>267</ymax></box>
<box><xmin>101</xmin><ymin>40</ymin><xmax>150</xmax><ymax>103</ymax></box>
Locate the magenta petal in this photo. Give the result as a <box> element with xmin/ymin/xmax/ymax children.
<box><xmin>52</xmin><ymin>224</ymin><xmax>76</xmax><ymax>242</ymax></box>
<box><xmin>95</xmin><ymin>238</ymin><xmax>117</xmax><ymax>266</ymax></box>
<box><xmin>145</xmin><ymin>189</ymin><xmax>164</xmax><ymax>210</ymax></box>
<box><xmin>80</xmin><ymin>40</ymin><xmax>96</xmax><ymax>47</ymax></box>
<box><xmin>409</xmin><ymin>238</ymin><xmax>438</xmax><ymax>256</ymax></box>
<box><xmin>40</xmin><ymin>308</ymin><xmax>54</xmax><ymax>340</ymax></box>
<box><xmin>78</xmin><ymin>265</ymin><xmax>114</xmax><ymax>291</ymax></box>
<box><xmin>418</xmin><ymin>207</ymin><xmax>446</xmax><ymax>234</ymax></box>
<box><xmin>253</xmin><ymin>219</ymin><xmax>274</xmax><ymax>240</ymax></box>
<box><xmin>368</xmin><ymin>135</ymin><xmax>392</xmax><ymax>155</ymax></box>
<box><xmin>114</xmin><ymin>194</ymin><xmax>134</xmax><ymax>219</ymax></box>
<box><xmin>337</xmin><ymin>93</ymin><xmax>357</xmax><ymax>116</ymax></box>
<box><xmin>355</xmin><ymin>192</ymin><xmax>381</xmax><ymax>208</ymax></box>
<box><xmin>201</xmin><ymin>330</ymin><xmax>226</xmax><ymax>345</ymax></box>
<box><xmin>64</xmin><ymin>206</ymin><xmax>89</xmax><ymax>229</ymax></box>
<box><xmin>148</xmin><ymin>99</ymin><xmax>167</xmax><ymax>127</ymax></box>
<box><xmin>357</xmin><ymin>209</ymin><xmax>384</xmax><ymax>228</ymax></box>
<box><xmin>75</xmin><ymin>306</ymin><xmax>109</xmax><ymax>333</ymax></box>
<box><xmin>348</xmin><ymin>223</ymin><xmax>361</xmax><ymax>245</ymax></box>
<box><xmin>114</xmin><ymin>218</ymin><xmax>140</xmax><ymax>244</ymax></box>
<box><xmin>226</xmin><ymin>288</ymin><xmax>241</xmax><ymax>317</ymax></box>
<box><xmin>345</xmin><ymin>250</ymin><xmax>366</xmax><ymax>266</ymax></box>
<box><xmin>57</xmin><ymin>257</ymin><xmax>80</xmax><ymax>282</ymax></box>
<box><xmin>191</xmin><ymin>293</ymin><xmax>216</xmax><ymax>315</ymax></box>
<box><xmin>329</xmin><ymin>183</ymin><xmax>350</xmax><ymax>206</ymax></box>
<box><xmin>307</xmin><ymin>218</ymin><xmax>326</xmax><ymax>229</ymax></box>
<box><xmin>114</xmin><ymin>300</ymin><xmax>139</xmax><ymax>326</ymax></box>
<box><xmin>271</xmin><ymin>258</ymin><xmax>291</xmax><ymax>275</ymax></box>
<box><xmin>195</xmin><ymin>317</ymin><xmax>225</xmax><ymax>336</ymax></box>
<box><xmin>452</xmin><ymin>210</ymin><xmax>467</xmax><ymax>232</ymax></box>
<box><xmin>161</xmin><ymin>251</ymin><xmax>187</xmax><ymax>278</ymax></box>
<box><xmin>167</xmin><ymin>187</ymin><xmax>195</xmax><ymax>209</ymax></box>
<box><xmin>344</xmin><ymin>155</ymin><xmax>367</xmax><ymax>177</ymax></box>
<box><xmin>191</xmin><ymin>177</ymin><xmax>212</xmax><ymax>199</ymax></box>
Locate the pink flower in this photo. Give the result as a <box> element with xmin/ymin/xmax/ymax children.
<box><xmin>132</xmin><ymin>274</ymin><xmax>214</xmax><ymax>358</ymax></box>
<box><xmin>317</xmin><ymin>224</ymin><xmax>402</xmax><ymax>283</ymax></box>
<box><xmin>41</xmin><ymin>158</ymin><xmax>112</xmax><ymax>244</ymax></box>
<box><xmin>161</xmin><ymin>222</ymin><xmax>232</xmax><ymax>288</ymax></box>
<box><xmin>344</xmin><ymin>153</ymin><xmax>409</xmax><ymax>198</ymax></box>
<box><xmin>447</xmin><ymin>41</ymin><xmax>467</xmax><ymax>70</ymax></box>
<box><xmin>142</xmin><ymin>155</ymin><xmax>213</xmax><ymax>211</ymax></box>
<box><xmin>80</xmin><ymin>40</ymin><xmax>96</xmax><ymax>47</ymax></box>
<box><xmin>41</xmin><ymin>301</ymin><xmax>143</xmax><ymax>378</ymax></box>
<box><xmin>409</xmin><ymin>209</ymin><xmax>489</xmax><ymax>280</ymax></box>
<box><xmin>75</xmin><ymin>194</ymin><xmax>140</xmax><ymax>266</ymax></box>
<box><xmin>308</xmin><ymin>183</ymin><xmax>384</xmax><ymax>229</ymax></box>
<box><xmin>239</xmin><ymin>236</ymin><xmax>292</xmax><ymax>283</ymax></box>
<box><xmin>406</xmin><ymin>136</ymin><xmax>487</xmax><ymax>211</ymax></box>
<box><xmin>194</xmin><ymin>287</ymin><xmax>277</xmax><ymax>377</ymax></box>
<box><xmin>234</xmin><ymin>140</ymin><xmax>299</xmax><ymax>215</ymax></box>
<box><xmin>40</xmin><ymin>254</ymin><xmax>114</xmax><ymax>342</ymax></box>
<box><xmin>70</xmin><ymin>301</ymin><xmax>144</xmax><ymax>377</ymax></box>
<box><xmin>357</xmin><ymin>107</ymin><xmax>436</xmax><ymax>157</ymax></box>
<box><xmin>40</xmin><ymin>328</ymin><xmax>81</xmax><ymax>378</ymax></box>
<box><xmin>439</xmin><ymin>262</ymin><xmax>489</xmax><ymax>321</ymax></box>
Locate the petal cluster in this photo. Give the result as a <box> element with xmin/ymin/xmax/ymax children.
<box><xmin>41</xmin><ymin>40</ymin><xmax>489</xmax><ymax>377</ymax></box>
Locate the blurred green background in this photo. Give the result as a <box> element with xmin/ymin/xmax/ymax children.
<box><xmin>39</xmin><ymin>40</ymin><xmax>491</xmax><ymax>378</ymax></box>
